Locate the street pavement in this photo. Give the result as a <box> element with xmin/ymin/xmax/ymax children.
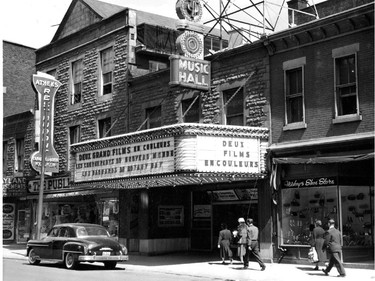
<box><xmin>2</xmin><ymin>244</ymin><xmax>374</xmax><ymax>281</ymax></box>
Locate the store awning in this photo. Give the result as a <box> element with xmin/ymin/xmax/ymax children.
<box><xmin>24</xmin><ymin>189</ymin><xmax>113</xmax><ymax>200</ymax></box>
<box><xmin>71</xmin><ymin>172</ymin><xmax>266</xmax><ymax>190</ymax></box>
<box><xmin>273</xmin><ymin>152</ymin><xmax>374</xmax><ymax>164</ymax></box>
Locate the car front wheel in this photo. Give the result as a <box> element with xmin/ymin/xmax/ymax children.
<box><xmin>104</xmin><ymin>261</ymin><xmax>117</xmax><ymax>269</ymax></box>
<box><xmin>28</xmin><ymin>248</ymin><xmax>41</xmax><ymax>265</ymax></box>
<box><xmin>64</xmin><ymin>252</ymin><xmax>79</xmax><ymax>269</ymax></box>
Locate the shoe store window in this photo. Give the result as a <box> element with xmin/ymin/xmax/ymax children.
<box><xmin>280</xmin><ymin>182</ymin><xmax>374</xmax><ymax>263</ymax></box>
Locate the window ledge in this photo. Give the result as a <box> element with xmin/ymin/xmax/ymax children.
<box><xmin>68</xmin><ymin>103</ymin><xmax>82</xmax><ymax>111</ymax></box>
<box><xmin>283</xmin><ymin>122</ymin><xmax>307</xmax><ymax>131</ymax></box>
<box><xmin>332</xmin><ymin>114</ymin><xmax>362</xmax><ymax>124</ymax></box>
<box><xmin>98</xmin><ymin>93</ymin><xmax>113</xmax><ymax>102</ymax></box>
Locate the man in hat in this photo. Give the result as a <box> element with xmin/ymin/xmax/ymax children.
<box><xmin>322</xmin><ymin>219</ymin><xmax>346</xmax><ymax>277</ymax></box>
<box><xmin>247</xmin><ymin>218</ymin><xmax>266</xmax><ymax>271</ymax></box>
<box><xmin>237</xmin><ymin>217</ymin><xmax>248</xmax><ymax>266</ymax></box>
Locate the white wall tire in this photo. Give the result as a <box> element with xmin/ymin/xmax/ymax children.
<box><xmin>64</xmin><ymin>252</ymin><xmax>79</xmax><ymax>269</ymax></box>
<box><xmin>28</xmin><ymin>248</ymin><xmax>41</xmax><ymax>265</ymax></box>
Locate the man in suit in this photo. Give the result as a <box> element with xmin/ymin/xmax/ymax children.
<box><xmin>322</xmin><ymin>219</ymin><xmax>346</xmax><ymax>277</ymax></box>
<box><xmin>247</xmin><ymin>218</ymin><xmax>266</xmax><ymax>271</ymax></box>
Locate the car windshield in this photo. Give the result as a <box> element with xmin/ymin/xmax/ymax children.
<box><xmin>76</xmin><ymin>226</ymin><xmax>110</xmax><ymax>238</ymax></box>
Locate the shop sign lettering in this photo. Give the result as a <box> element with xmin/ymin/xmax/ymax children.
<box><xmin>2</xmin><ymin>177</ymin><xmax>27</xmax><ymax>197</ymax></box>
<box><xmin>28</xmin><ymin>176</ymin><xmax>71</xmax><ymax>193</ymax></box>
<box><xmin>74</xmin><ymin>138</ymin><xmax>175</xmax><ymax>182</ymax></box>
<box><xmin>283</xmin><ymin>177</ymin><xmax>336</xmax><ymax>188</ymax></box>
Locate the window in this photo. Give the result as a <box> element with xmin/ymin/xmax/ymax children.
<box><xmin>182</xmin><ymin>97</ymin><xmax>200</xmax><ymax>123</ymax></box>
<box><xmin>100</xmin><ymin>47</ymin><xmax>114</xmax><ymax>95</ymax></box>
<box><xmin>146</xmin><ymin>106</ymin><xmax>162</xmax><ymax>129</ymax></box>
<box><xmin>3</xmin><ymin>141</ymin><xmax>8</xmax><ymax>175</ymax></box>
<box><xmin>98</xmin><ymin>117</ymin><xmax>111</xmax><ymax>138</ymax></box>
<box><xmin>47</xmin><ymin>69</ymin><xmax>57</xmax><ymax>78</ymax></box>
<box><xmin>69</xmin><ymin>125</ymin><xmax>81</xmax><ymax>145</ymax></box>
<box><xmin>223</xmin><ymin>88</ymin><xmax>244</xmax><ymax>126</ymax></box>
<box><xmin>335</xmin><ymin>55</ymin><xmax>357</xmax><ymax>116</ymax></box>
<box><xmin>332</xmin><ymin>44</ymin><xmax>361</xmax><ymax>123</ymax></box>
<box><xmin>285</xmin><ymin>67</ymin><xmax>304</xmax><ymax>124</ymax></box>
<box><xmin>71</xmin><ymin>59</ymin><xmax>83</xmax><ymax>105</ymax></box>
<box><xmin>282</xmin><ymin>57</ymin><xmax>306</xmax><ymax>130</ymax></box>
<box><xmin>15</xmin><ymin>138</ymin><xmax>25</xmax><ymax>172</ymax></box>
<box><xmin>149</xmin><ymin>60</ymin><xmax>167</xmax><ymax>72</ymax></box>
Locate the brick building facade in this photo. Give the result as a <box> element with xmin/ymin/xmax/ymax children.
<box><xmin>268</xmin><ymin>0</ymin><xmax>374</xmax><ymax>265</ymax></box>
<box><xmin>3</xmin><ymin>41</ymin><xmax>37</xmax><ymax>243</ymax></box>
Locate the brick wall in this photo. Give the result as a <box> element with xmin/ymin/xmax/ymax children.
<box><xmin>289</xmin><ymin>0</ymin><xmax>373</xmax><ymax>26</ymax></box>
<box><xmin>270</xmin><ymin>29</ymin><xmax>374</xmax><ymax>144</ymax></box>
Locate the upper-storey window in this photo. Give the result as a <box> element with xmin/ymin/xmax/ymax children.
<box><xmin>146</xmin><ymin>106</ymin><xmax>162</xmax><ymax>129</ymax></box>
<box><xmin>149</xmin><ymin>60</ymin><xmax>167</xmax><ymax>72</ymax></box>
<box><xmin>69</xmin><ymin>125</ymin><xmax>81</xmax><ymax>145</ymax></box>
<box><xmin>332</xmin><ymin>44</ymin><xmax>361</xmax><ymax>123</ymax></box>
<box><xmin>15</xmin><ymin>138</ymin><xmax>25</xmax><ymax>173</ymax></box>
<box><xmin>335</xmin><ymin>55</ymin><xmax>357</xmax><ymax>115</ymax></box>
<box><xmin>182</xmin><ymin>97</ymin><xmax>200</xmax><ymax>123</ymax></box>
<box><xmin>98</xmin><ymin>117</ymin><xmax>111</xmax><ymax>138</ymax></box>
<box><xmin>100</xmin><ymin>47</ymin><xmax>114</xmax><ymax>95</ymax></box>
<box><xmin>47</xmin><ymin>69</ymin><xmax>57</xmax><ymax>79</ymax></box>
<box><xmin>223</xmin><ymin>87</ymin><xmax>244</xmax><ymax>126</ymax></box>
<box><xmin>71</xmin><ymin>59</ymin><xmax>82</xmax><ymax>105</ymax></box>
<box><xmin>285</xmin><ymin>68</ymin><xmax>303</xmax><ymax>123</ymax></box>
<box><xmin>283</xmin><ymin>57</ymin><xmax>306</xmax><ymax>131</ymax></box>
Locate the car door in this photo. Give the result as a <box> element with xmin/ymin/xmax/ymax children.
<box><xmin>52</xmin><ymin>227</ymin><xmax>69</xmax><ymax>260</ymax></box>
<box><xmin>35</xmin><ymin>227</ymin><xmax>59</xmax><ymax>259</ymax></box>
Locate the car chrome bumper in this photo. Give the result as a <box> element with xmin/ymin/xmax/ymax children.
<box><xmin>78</xmin><ymin>255</ymin><xmax>129</xmax><ymax>262</ymax></box>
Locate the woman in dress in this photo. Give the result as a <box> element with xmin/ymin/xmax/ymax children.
<box><xmin>310</xmin><ymin>220</ymin><xmax>327</xmax><ymax>270</ymax></box>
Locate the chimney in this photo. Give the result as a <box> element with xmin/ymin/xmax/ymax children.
<box><xmin>228</xmin><ymin>29</ymin><xmax>244</xmax><ymax>49</ymax></box>
<box><xmin>287</xmin><ymin>0</ymin><xmax>309</xmax><ymax>27</ymax></box>
<box><xmin>287</xmin><ymin>0</ymin><xmax>308</xmax><ymax>10</ymax></box>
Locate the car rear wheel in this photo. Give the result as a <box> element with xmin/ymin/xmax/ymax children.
<box><xmin>64</xmin><ymin>252</ymin><xmax>79</xmax><ymax>269</ymax></box>
<box><xmin>104</xmin><ymin>261</ymin><xmax>117</xmax><ymax>269</ymax></box>
<box><xmin>28</xmin><ymin>248</ymin><xmax>41</xmax><ymax>265</ymax></box>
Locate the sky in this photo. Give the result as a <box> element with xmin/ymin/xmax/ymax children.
<box><xmin>1</xmin><ymin>0</ymin><xmax>325</xmax><ymax>49</ymax></box>
<box><xmin>1</xmin><ymin>0</ymin><xmax>177</xmax><ymax>49</ymax></box>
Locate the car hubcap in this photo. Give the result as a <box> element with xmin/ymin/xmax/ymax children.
<box><xmin>66</xmin><ymin>254</ymin><xmax>73</xmax><ymax>266</ymax></box>
<box><xmin>29</xmin><ymin>250</ymin><xmax>36</xmax><ymax>262</ymax></box>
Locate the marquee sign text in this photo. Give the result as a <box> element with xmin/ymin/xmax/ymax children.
<box><xmin>74</xmin><ymin>138</ymin><xmax>175</xmax><ymax>182</ymax></box>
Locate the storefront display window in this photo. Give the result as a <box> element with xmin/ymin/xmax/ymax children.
<box><xmin>281</xmin><ymin>186</ymin><xmax>338</xmax><ymax>245</ymax></box>
<box><xmin>280</xmin><ymin>184</ymin><xmax>374</xmax><ymax>253</ymax></box>
<box><xmin>39</xmin><ymin>202</ymin><xmax>98</xmax><ymax>237</ymax></box>
<box><xmin>341</xmin><ymin>186</ymin><xmax>373</xmax><ymax>247</ymax></box>
<box><xmin>99</xmin><ymin>199</ymin><xmax>119</xmax><ymax>237</ymax></box>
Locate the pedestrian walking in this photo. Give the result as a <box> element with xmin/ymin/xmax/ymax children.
<box><xmin>310</xmin><ymin>220</ymin><xmax>327</xmax><ymax>270</ymax></box>
<box><xmin>237</xmin><ymin>217</ymin><xmax>248</xmax><ymax>265</ymax></box>
<box><xmin>246</xmin><ymin>218</ymin><xmax>266</xmax><ymax>271</ymax></box>
<box><xmin>322</xmin><ymin>219</ymin><xmax>346</xmax><ymax>277</ymax></box>
<box><xmin>217</xmin><ymin>223</ymin><xmax>233</xmax><ymax>264</ymax></box>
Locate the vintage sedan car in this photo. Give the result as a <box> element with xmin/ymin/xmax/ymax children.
<box><xmin>26</xmin><ymin>223</ymin><xmax>128</xmax><ymax>269</ymax></box>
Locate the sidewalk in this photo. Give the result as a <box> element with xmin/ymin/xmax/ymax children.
<box><xmin>3</xmin><ymin>244</ymin><xmax>374</xmax><ymax>281</ymax></box>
